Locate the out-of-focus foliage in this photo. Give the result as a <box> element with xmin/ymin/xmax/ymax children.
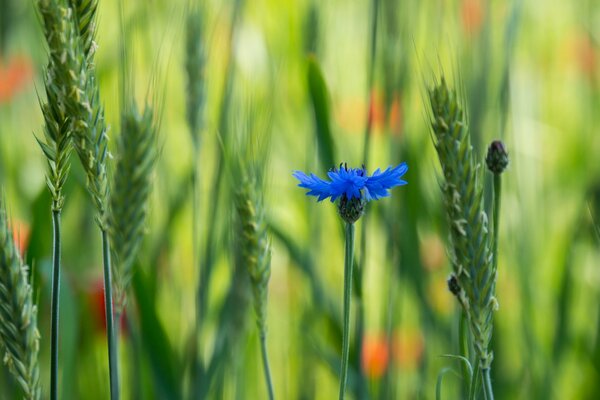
<box><xmin>0</xmin><ymin>0</ymin><xmax>599</xmax><ymax>398</ymax></box>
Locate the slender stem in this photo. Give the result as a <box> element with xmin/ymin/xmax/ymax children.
<box><xmin>50</xmin><ymin>209</ymin><xmax>61</xmax><ymax>400</ymax></box>
<box><xmin>259</xmin><ymin>333</ymin><xmax>275</xmax><ymax>400</ymax></box>
<box><xmin>459</xmin><ymin>311</ymin><xmax>471</xmax><ymax>397</ymax></box>
<box><xmin>482</xmin><ymin>368</ymin><xmax>494</xmax><ymax>400</ymax></box>
<box><xmin>492</xmin><ymin>174</ymin><xmax>502</xmax><ymax>272</ymax></box>
<box><xmin>102</xmin><ymin>229</ymin><xmax>120</xmax><ymax>400</ymax></box>
<box><xmin>468</xmin><ymin>359</ymin><xmax>481</xmax><ymax>400</ymax></box>
<box><xmin>339</xmin><ymin>222</ymin><xmax>355</xmax><ymax>400</ymax></box>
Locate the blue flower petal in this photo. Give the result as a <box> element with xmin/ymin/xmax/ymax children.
<box><xmin>364</xmin><ymin>163</ymin><xmax>408</xmax><ymax>200</ymax></box>
<box><xmin>293</xmin><ymin>171</ymin><xmax>332</xmax><ymax>201</ymax></box>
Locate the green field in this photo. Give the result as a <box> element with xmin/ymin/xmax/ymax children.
<box><xmin>0</xmin><ymin>0</ymin><xmax>599</xmax><ymax>399</ymax></box>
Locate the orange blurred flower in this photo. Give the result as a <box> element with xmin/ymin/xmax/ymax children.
<box><xmin>361</xmin><ymin>333</ymin><xmax>390</xmax><ymax>379</ymax></box>
<box><xmin>461</xmin><ymin>0</ymin><xmax>484</xmax><ymax>37</ymax></box>
<box><xmin>10</xmin><ymin>218</ymin><xmax>30</xmax><ymax>257</ymax></box>
<box><xmin>336</xmin><ymin>89</ymin><xmax>403</xmax><ymax>136</ymax></box>
<box><xmin>577</xmin><ymin>34</ymin><xmax>597</xmax><ymax>83</ymax></box>
<box><xmin>388</xmin><ymin>93</ymin><xmax>403</xmax><ymax>137</ymax></box>
<box><xmin>392</xmin><ymin>328</ymin><xmax>424</xmax><ymax>370</ymax></box>
<box><xmin>0</xmin><ymin>55</ymin><xmax>33</xmax><ymax>103</ymax></box>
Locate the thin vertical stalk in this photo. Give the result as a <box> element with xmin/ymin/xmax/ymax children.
<box><xmin>339</xmin><ymin>222</ymin><xmax>355</xmax><ymax>400</ymax></box>
<box><xmin>482</xmin><ymin>368</ymin><xmax>494</xmax><ymax>400</ymax></box>
<box><xmin>492</xmin><ymin>174</ymin><xmax>502</xmax><ymax>271</ymax></box>
<box><xmin>102</xmin><ymin>229</ymin><xmax>119</xmax><ymax>400</ymax></box>
<box><xmin>468</xmin><ymin>360</ymin><xmax>481</xmax><ymax>400</ymax></box>
<box><xmin>50</xmin><ymin>209</ymin><xmax>61</xmax><ymax>400</ymax></box>
<box><xmin>459</xmin><ymin>312</ymin><xmax>471</xmax><ymax>397</ymax></box>
<box><xmin>259</xmin><ymin>333</ymin><xmax>275</xmax><ymax>400</ymax></box>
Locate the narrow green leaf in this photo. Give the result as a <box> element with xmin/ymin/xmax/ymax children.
<box><xmin>132</xmin><ymin>268</ymin><xmax>182</xmax><ymax>399</ymax></box>
<box><xmin>307</xmin><ymin>56</ymin><xmax>336</xmax><ymax>172</ymax></box>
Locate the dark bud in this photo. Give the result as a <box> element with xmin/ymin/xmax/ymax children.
<box><xmin>486</xmin><ymin>140</ymin><xmax>509</xmax><ymax>174</ymax></box>
<box><xmin>338</xmin><ymin>195</ymin><xmax>366</xmax><ymax>224</ymax></box>
<box><xmin>447</xmin><ymin>274</ymin><xmax>461</xmax><ymax>296</ymax></box>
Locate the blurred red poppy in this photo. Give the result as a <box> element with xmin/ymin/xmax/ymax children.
<box><xmin>10</xmin><ymin>218</ymin><xmax>30</xmax><ymax>257</ymax></box>
<box><xmin>87</xmin><ymin>278</ymin><xmax>127</xmax><ymax>336</ymax></box>
<box><xmin>461</xmin><ymin>0</ymin><xmax>483</xmax><ymax>37</ymax></box>
<box><xmin>361</xmin><ymin>333</ymin><xmax>390</xmax><ymax>379</ymax></box>
<box><xmin>0</xmin><ymin>55</ymin><xmax>33</xmax><ymax>103</ymax></box>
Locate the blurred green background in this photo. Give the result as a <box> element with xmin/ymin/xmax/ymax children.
<box><xmin>1</xmin><ymin>0</ymin><xmax>600</xmax><ymax>398</ymax></box>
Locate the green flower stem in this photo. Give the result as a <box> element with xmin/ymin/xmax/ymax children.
<box><xmin>482</xmin><ymin>368</ymin><xmax>494</xmax><ymax>400</ymax></box>
<box><xmin>482</xmin><ymin>172</ymin><xmax>502</xmax><ymax>400</ymax></box>
<box><xmin>492</xmin><ymin>174</ymin><xmax>502</xmax><ymax>272</ymax></box>
<box><xmin>259</xmin><ymin>333</ymin><xmax>275</xmax><ymax>400</ymax></box>
<box><xmin>50</xmin><ymin>209</ymin><xmax>61</xmax><ymax>400</ymax></box>
<box><xmin>339</xmin><ymin>222</ymin><xmax>355</xmax><ymax>400</ymax></box>
<box><xmin>102</xmin><ymin>229</ymin><xmax>120</xmax><ymax>400</ymax></box>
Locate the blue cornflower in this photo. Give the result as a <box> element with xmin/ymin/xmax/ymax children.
<box><xmin>293</xmin><ymin>162</ymin><xmax>408</xmax><ymax>223</ymax></box>
<box><xmin>293</xmin><ymin>162</ymin><xmax>408</xmax><ymax>202</ymax></box>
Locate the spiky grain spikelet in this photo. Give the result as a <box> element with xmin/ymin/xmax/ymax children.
<box><xmin>36</xmin><ymin>84</ymin><xmax>72</xmax><ymax>212</ymax></box>
<box><xmin>0</xmin><ymin>199</ymin><xmax>41</xmax><ymax>400</ymax></box>
<box><xmin>37</xmin><ymin>0</ymin><xmax>109</xmax><ymax>226</ymax></box>
<box><xmin>109</xmin><ymin>104</ymin><xmax>157</xmax><ymax>314</ymax></box>
<box><xmin>428</xmin><ymin>77</ymin><xmax>496</xmax><ymax>369</ymax></box>
<box><xmin>234</xmin><ymin>178</ymin><xmax>271</xmax><ymax>334</ymax></box>
<box><xmin>185</xmin><ymin>7</ymin><xmax>206</xmax><ymax>147</ymax></box>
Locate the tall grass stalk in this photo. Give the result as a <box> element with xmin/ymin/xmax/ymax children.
<box><xmin>339</xmin><ymin>222</ymin><xmax>355</xmax><ymax>400</ymax></box>
<box><xmin>35</xmin><ymin>1</ymin><xmax>75</xmax><ymax>398</ymax></box>
<box><xmin>185</xmin><ymin>5</ymin><xmax>205</xmax><ymax>312</ymax></box>
<box><xmin>234</xmin><ymin>178</ymin><xmax>274</xmax><ymax>400</ymax></box>
<box><xmin>428</xmin><ymin>77</ymin><xmax>497</xmax><ymax>397</ymax></box>
<box><xmin>185</xmin><ymin>7</ymin><xmax>206</xmax><ymax>390</ymax></box>
<box><xmin>37</xmin><ymin>0</ymin><xmax>118</xmax><ymax>397</ymax></box>
<box><xmin>37</xmin><ymin>61</ymin><xmax>72</xmax><ymax>400</ymax></box>
<box><xmin>0</xmin><ymin>198</ymin><xmax>41</xmax><ymax>400</ymax></box>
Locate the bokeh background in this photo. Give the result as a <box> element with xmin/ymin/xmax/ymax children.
<box><xmin>1</xmin><ymin>0</ymin><xmax>600</xmax><ymax>398</ymax></box>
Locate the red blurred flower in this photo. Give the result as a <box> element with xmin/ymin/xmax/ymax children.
<box><xmin>461</xmin><ymin>0</ymin><xmax>484</xmax><ymax>37</ymax></box>
<box><xmin>361</xmin><ymin>333</ymin><xmax>390</xmax><ymax>379</ymax></box>
<box><xmin>0</xmin><ymin>55</ymin><xmax>33</xmax><ymax>103</ymax></box>
<box><xmin>388</xmin><ymin>93</ymin><xmax>403</xmax><ymax>137</ymax></box>
<box><xmin>10</xmin><ymin>218</ymin><xmax>30</xmax><ymax>257</ymax></box>
<box><xmin>577</xmin><ymin>34</ymin><xmax>597</xmax><ymax>83</ymax></box>
<box><xmin>87</xmin><ymin>277</ymin><xmax>127</xmax><ymax>336</ymax></box>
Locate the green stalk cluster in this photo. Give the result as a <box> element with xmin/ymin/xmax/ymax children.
<box><xmin>38</xmin><ymin>0</ymin><xmax>109</xmax><ymax>226</ymax></box>
<box><xmin>109</xmin><ymin>104</ymin><xmax>158</xmax><ymax>315</ymax></box>
<box><xmin>0</xmin><ymin>199</ymin><xmax>41</xmax><ymax>400</ymax></box>
<box><xmin>427</xmin><ymin>77</ymin><xmax>496</xmax><ymax>370</ymax></box>
<box><xmin>37</xmin><ymin>1</ymin><xmax>118</xmax><ymax>398</ymax></box>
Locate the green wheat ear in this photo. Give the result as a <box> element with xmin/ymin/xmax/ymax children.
<box><xmin>235</xmin><ymin>178</ymin><xmax>271</xmax><ymax>334</ymax></box>
<box><xmin>38</xmin><ymin>0</ymin><xmax>109</xmax><ymax>223</ymax></box>
<box><xmin>109</xmin><ymin>103</ymin><xmax>158</xmax><ymax>315</ymax></box>
<box><xmin>0</xmin><ymin>199</ymin><xmax>41</xmax><ymax>400</ymax></box>
<box><xmin>428</xmin><ymin>77</ymin><xmax>496</xmax><ymax>369</ymax></box>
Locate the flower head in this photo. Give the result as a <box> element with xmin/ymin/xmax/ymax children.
<box><xmin>293</xmin><ymin>162</ymin><xmax>408</xmax><ymax>203</ymax></box>
<box><xmin>293</xmin><ymin>162</ymin><xmax>408</xmax><ymax>223</ymax></box>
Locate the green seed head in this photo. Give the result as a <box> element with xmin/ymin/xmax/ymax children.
<box><xmin>338</xmin><ymin>195</ymin><xmax>366</xmax><ymax>224</ymax></box>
